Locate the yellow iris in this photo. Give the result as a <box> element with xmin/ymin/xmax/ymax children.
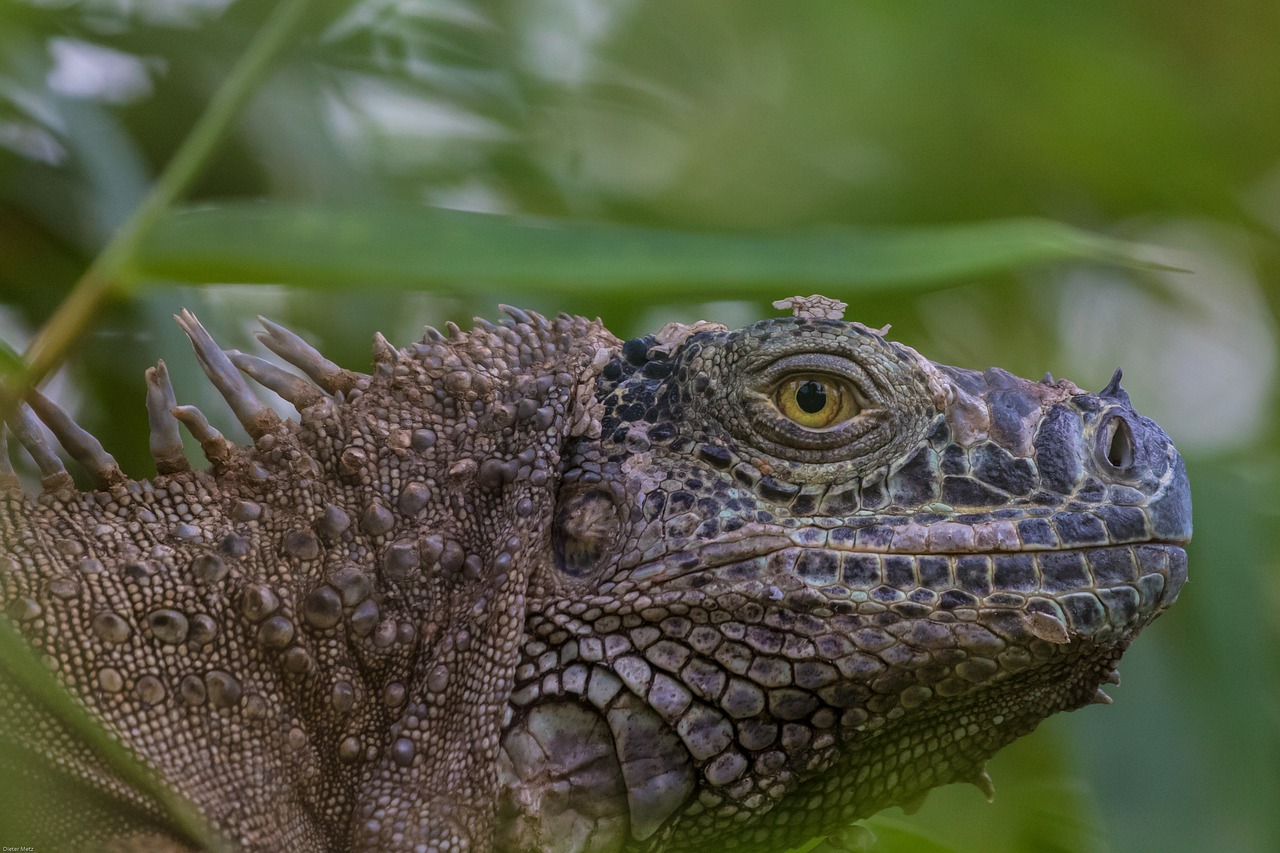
<box><xmin>774</xmin><ymin>376</ymin><xmax>860</xmax><ymax>429</ymax></box>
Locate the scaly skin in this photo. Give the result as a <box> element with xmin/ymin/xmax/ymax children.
<box><xmin>0</xmin><ymin>297</ymin><xmax>1190</xmax><ymax>852</ymax></box>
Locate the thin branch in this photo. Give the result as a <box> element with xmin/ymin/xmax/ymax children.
<box><xmin>0</xmin><ymin>0</ymin><xmax>318</xmax><ymax>419</ymax></box>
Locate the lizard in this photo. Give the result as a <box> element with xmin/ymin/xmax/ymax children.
<box><xmin>0</xmin><ymin>294</ymin><xmax>1191</xmax><ymax>852</ymax></box>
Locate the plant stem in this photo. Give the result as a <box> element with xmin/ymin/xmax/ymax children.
<box><xmin>0</xmin><ymin>0</ymin><xmax>317</xmax><ymax>419</ymax></box>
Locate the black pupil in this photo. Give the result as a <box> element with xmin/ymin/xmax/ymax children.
<box><xmin>796</xmin><ymin>381</ymin><xmax>828</xmax><ymax>414</ymax></box>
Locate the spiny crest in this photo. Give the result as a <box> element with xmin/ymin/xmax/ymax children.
<box><xmin>1</xmin><ymin>311</ymin><xmax>377</xmax><ymax>494</ymax></box>
<box><xmin>0</xmin><ymin>425</ymin><xmax>17</xmax><ymax>491</ymax></box>
<box><xmin>224</xmin><ymin>350</ymin><xmax>327</xmax><ymax>410</ymax></box>
<box><xmin>1</xmin><ymin>308</ymin><xmax>613</xmax><ymax>496</ymax></box>
<box><xmin>145</xmin><ymin>360</ymin><xmax>189</xmax><ymax>476</ymax></box>
<box><xmin>412</xmin><ymin>307</ymin><xmax>599</xmax><ymax>372</ymax></box>
<box><xmin>255</xmin><ymin>315</ymin><xmax>359</xmax><ymax>395</ymax></box>
<box><xmin>8</xmin><ymin>395</ymin><xmax>76</xmax><ymax>492</ymax></box>
<box><xmin>404</xmin><ymin>308</ymin><xmax>616</xmax><ymax>444</ymax></box>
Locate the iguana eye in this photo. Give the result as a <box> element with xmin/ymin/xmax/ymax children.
<box><xmin>774</xmin><ymin>375</ymin><xmax>860</xmax><ymax>429</ymax></box>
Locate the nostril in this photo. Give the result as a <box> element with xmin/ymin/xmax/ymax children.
<box><xmin>1103</xmin><ymin>416</ymin><xmax>1134</xmax><ymax>470</ymax></box>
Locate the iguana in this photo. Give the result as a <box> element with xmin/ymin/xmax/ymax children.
<box><xmin>0</xmin><ymin>295</ymin><xmax>1190</xmax><ymax>852</ymax></box>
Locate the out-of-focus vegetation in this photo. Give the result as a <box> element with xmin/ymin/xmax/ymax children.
<box><xmin>0</xmin><ymin>1</ymin><xmax>1277</xmax><ymax>850</ymax></box>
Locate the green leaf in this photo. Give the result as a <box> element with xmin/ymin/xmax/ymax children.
<box><xmin>131</xmin><ymin>203</ymin><xmax>1149</xmax><ymax>297</ymax></box>
<box><xmin>785</xmin><ymin>817</ymin><xmax>961</xmax><ymax>853</ymax></box>
<box><xmin>0</xmin><ymin>337</ymin><xmax>23</xmax><ymax>383</ymax></box>
<box><xmin>0</xmin><ymin>617</ymin><xmax>225</xmax><ymax>850</ymax></box>
<box><xmin>863</xmin><ymin>815</ymin><xmax>964</xmax><ymax>853</ymax></box>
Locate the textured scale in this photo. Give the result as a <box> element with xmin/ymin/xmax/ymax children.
<box><xmin>0</xmin><ymin>297</ymin><xmax>1191</xmax><ymax>852</ymax></box>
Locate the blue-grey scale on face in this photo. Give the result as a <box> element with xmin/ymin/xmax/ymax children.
<box><xmin>515</xmin><ymin>304</ymin><xmax>1189</xmax><ymax>853</ymax></box>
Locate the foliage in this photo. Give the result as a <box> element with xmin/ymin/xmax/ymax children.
<box><xmin>1</xmin><ymin>1</ymin><xmax>1277</xmax><ymax>850</ymax></box>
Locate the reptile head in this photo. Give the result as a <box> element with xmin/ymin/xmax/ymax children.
<box><xmin>512</xmin><ymin>299</ymin><xmax>1190</xmax><ymax>851</ymax></box>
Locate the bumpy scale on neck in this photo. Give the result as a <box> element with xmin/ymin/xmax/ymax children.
<box><xmin>1</xmin><ymin>307</ymin><xmax>620</xmax><ymax>851</ymax></box>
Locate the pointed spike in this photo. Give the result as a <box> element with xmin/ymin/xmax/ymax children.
<box><xmin>969</xmin><ymin>767</ymin><xmax>995</xmax><ymax>802</ymax></box>
<box><xmin>0</xmin><ymin>425</ymin><xmax>20</xmax><ymax>491</ymax></box>
<box><xmin>7</xmin><ymin>405</ymin><xmax>74</xmax><ymax>492</ymax></box>
<box><xmin>25</xmin><ymin>388</ymin><xmax>125</xmax><ymax>489</ymax></box>
<box><xmin>370</xmin><ymin>332</ymin><xmax>397</xmax><ymax>367</ymax></box>
<box><xmin>256</xmin><ymin>316</ymin><xmax>358</xmax><ymax>394</ymax></box>
<box><xmin>498</xmin><ymin>304</ymin><xmax>533</xmax><ymax>326</ymax></box>
<box><xmin>1042</xmin><ymin>371</ymin><xmax>1055</xmax><ymax>385</ymax></box>
<box><xmin>176</xmin><ymin>310</ymin><xmax>281</xmax><ymax>439</ymax></box>
<box><xmin>1104</xmin><ymin>669</ymin><xmax>1121</xmax><ymax>686</ymax></box>
<box><xmin>226</xmin><ymin>350</ymin><xmax>325</xmax><ymax>410</ymax></box>
<box><xmin>1090</xmin><ymin>687</ymin><xmax>1114</xmax><ymax>705</ymax></box>
<box><xmin>172</xmin><ymin>405</ymin><xmax>236</xmax><ymax>468</ymax></box>
<box><xmin>145</xmin><ymin>361</ymin><xmax>190</xmax><ymax>475</ymax></box>
<box><xmin>444</xmin><ymin>321</ymin><xmax>463</xmax><ymax>340</ymax></box>
<box><xmin>1100</xmin><ymin>367</ymin><xmax>1128</xmax><ymax>401</ymax></box>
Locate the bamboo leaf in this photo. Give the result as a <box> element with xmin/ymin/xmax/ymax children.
<box><xmin>860</xmin><ymin>815</ymin><xmax>966</xmax><ymax>852</ymax></box>
<box><xmin>785</xmin><ymin>816</ymin><xmax>961</xmax><ymax>853</ymax></box>
<box><xmin>131</xmin><ymin>203</ymin><xmax>1151</xmax><ymax>297</ymax></box>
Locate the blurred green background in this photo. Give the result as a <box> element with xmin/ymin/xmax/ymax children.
<box><xmin>1</xmin><ymin>1</ymin><xmax>1277</xmax><ymax>851</ymax></box>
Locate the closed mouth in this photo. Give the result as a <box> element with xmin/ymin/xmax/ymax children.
<box><xmin>628</xmin><ymin>533</ymin><xmax>1186</xmax><ymax>641</ymax></box>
